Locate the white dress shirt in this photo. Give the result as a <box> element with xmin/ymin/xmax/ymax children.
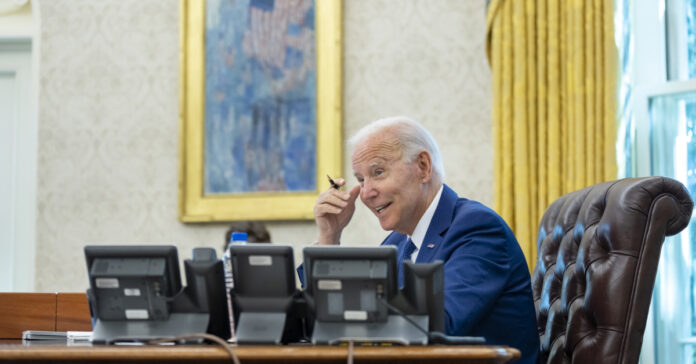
<box><xmin>406</xmin><ymin>185</ymin><xmax>444</xmax><ymax>262</ymax></box>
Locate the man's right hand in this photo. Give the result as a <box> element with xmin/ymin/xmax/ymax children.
<box><xmin>313</xmin><ymin>178</ymin><xmax>361</xmax><ymax>245</ymax></box>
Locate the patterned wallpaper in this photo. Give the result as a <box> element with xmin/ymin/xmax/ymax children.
<box><xmin>35</xmin><ymin>0</ymin><xmax>492</xmax><ymax>291</ymax></box>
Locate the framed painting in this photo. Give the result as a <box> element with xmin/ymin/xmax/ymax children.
<box><xmin>179</xmin><ymin>0</ymin><xmax>342</xmax><ymax>222</ymax></box>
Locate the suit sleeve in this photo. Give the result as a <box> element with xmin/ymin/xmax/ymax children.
<box><xmin>442</xmin><ymin>208</ymin><xmax>513</xmax><ymax>336</ymax></box>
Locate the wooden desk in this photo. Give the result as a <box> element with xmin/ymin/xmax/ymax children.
<box><xmin>0</xmin><ymin>293</ymin><xmax>520</xmax><ymax>363</ymax></box>
<box><xmin>0</xmin><ymin>293</ymin><xmax>92</xmax><ymax>338</ymax></box>
<box><xmin>0</xmin><ymin>342</ymin><xmax>520</xmax><ymax>363</ymax></box>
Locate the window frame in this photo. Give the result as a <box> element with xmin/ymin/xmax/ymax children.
<box><xmin>629</xmin><ymin>1</ymin><xmax>696</xmax><ymax>363</ymax></box>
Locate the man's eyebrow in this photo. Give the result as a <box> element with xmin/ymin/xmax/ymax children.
<box><xmin>353</xmin><ymin>160</ymin><xmax>385</xmax><ymax>178</ymax></box>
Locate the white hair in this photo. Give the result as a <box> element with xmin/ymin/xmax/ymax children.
<box><xmin>348</xmin><ymin>116</ymin><xmax>445</xmax><ymax>180</ymax></box>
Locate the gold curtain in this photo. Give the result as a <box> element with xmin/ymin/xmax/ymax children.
<box><xmin>485</xmin><ymin>0</ymin><xmax>618</xmax><ymax>270</ymax></box>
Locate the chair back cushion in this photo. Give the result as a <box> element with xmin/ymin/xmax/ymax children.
<box><xmin>532</xmin><ymin>177</ymin><xmax>693</xmax><ymax>364</ymax></box>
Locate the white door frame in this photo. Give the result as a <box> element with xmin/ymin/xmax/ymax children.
<box><xmin>0</xmin><ymin>37</ymin><xmax>37</xmax><ymax>292</ymax></box>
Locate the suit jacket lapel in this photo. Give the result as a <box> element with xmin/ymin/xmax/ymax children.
<box><xmin>415</xmin><ymin>184</ymin><xmax>458</xmax><ymax>263</ymax></box>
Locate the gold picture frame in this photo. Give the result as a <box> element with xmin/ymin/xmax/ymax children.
<box><xmin>179</xmin><ymin>0</ymin><xmax>342</xmax><ymax>222</ymax></box>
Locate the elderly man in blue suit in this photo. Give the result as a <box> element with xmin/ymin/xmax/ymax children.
<box><xmin>312</xmin><ymin>116</ymin><xmax>539</xmax><ymax>364</ymax></box>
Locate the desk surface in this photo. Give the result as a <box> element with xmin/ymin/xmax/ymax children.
<box><xmin>0</xmin><ymin>342</ymin><xmax>520</xmax><ymax>363</ymax></box>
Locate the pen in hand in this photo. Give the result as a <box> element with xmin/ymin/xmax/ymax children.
<box><xmin>326</xmin><ymin>174</ymin><xmax>340</xmax><ymax>190</ymax></box>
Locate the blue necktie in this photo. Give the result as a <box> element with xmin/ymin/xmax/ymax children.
<box><xmin>397</xmin><ymin>237</ymin><xmax>417</xmax><ymax>288</ymax></box>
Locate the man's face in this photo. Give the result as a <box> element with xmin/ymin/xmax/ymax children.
<box><xmin>351</xmin><ymin>130</ymin><xmax>430</xmax><ymax>235</ymax></box>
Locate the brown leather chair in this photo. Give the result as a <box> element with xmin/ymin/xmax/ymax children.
<box><xmin>532</xmin><ymin>177</ymin><xmax>693</xmax><ymax>364</ymax></box>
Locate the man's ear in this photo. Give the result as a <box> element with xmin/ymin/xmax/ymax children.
<box><xmin>416</xmin><ymin>150</ymin><xmax>433</xmax><ymax>183</ymax></box>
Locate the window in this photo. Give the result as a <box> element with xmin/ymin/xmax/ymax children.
<box><xmin>621</xmin><ymin>1</ymin><xmax>696</xmax><ymax>363</ymax></box>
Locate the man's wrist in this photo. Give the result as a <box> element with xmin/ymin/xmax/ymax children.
<box><xmin>316</xmin><ymin>239</ymin><xmax>339</xmax><ymax>246</ymax></box>
<box><xmin>317</xmin><ymin>232</ymin><xmax>341</xmax><ymax>245</ymax></box>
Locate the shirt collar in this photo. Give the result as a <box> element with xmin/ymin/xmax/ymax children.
<box><xmin>409</xmin><ymin>185</ymin><xmax>444</xmax><ymax>251</ymax></box>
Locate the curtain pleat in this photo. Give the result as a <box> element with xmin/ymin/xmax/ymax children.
<box><xmin>603</xmin><ymin>0</ymin><xmax>617</xmax><ymax>180</ymax></box>
<box><xmin>547</xmin><ymin>0</ymin><xmax>561</xmax><ymax>202</ymax></box>
<box><xmin>486</xmin><ymin>0</ymin><xmax>618</xmax><ymax>270</ymax></box>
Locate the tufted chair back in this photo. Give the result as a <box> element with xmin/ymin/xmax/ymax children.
<box><xmin>532</xmin><ymin>177</ymin><xmax>693</xmax><ymax>364</ymax></box>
